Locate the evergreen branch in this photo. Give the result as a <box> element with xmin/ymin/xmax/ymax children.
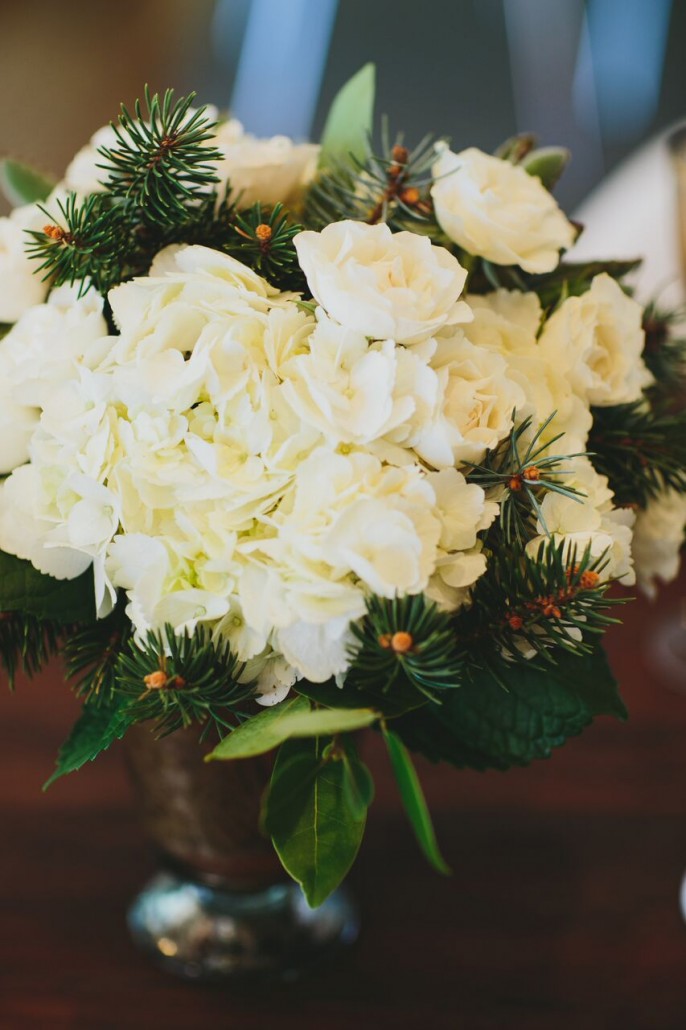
<box><xmin>642</xmin><ymin>300</ymin><xmax>686</xmax><ymax>401</ymax></box>
<box><xmin>230</xmin><ymin>202</ymin><xmax>307</xmax><ymax>292</ymax></box>
<box><xmin>115</xmin><ymin>624</ymin><xmax>251</xmax><ymax>740</ymax></box>
<box><xmin>98</xmin><ymin>87</ymin><xmax>222</xmax><ymax>224</ymax></box>
<box><xmin>62</xmin><ymin>597</ymin><xmax>131</xmax><ymax>705</ymax></box>
<box><xmin>346</xmin><ymin>594</ymin><xmax>464</xmax><ymax>701</ymax></box>
<box><xmin>25</xmin><ymin>193</ymin><xmax>124</xmax><ymax>295</ymax></box>
<box><xmin>455</xmin><ymin>539</ymin><xmax>624</xmax><ymax>671</ymax></box>
<box><xmin>589</xmin><ymin>400</ymin><xmax>686</xmax><ymax>507</ymax></box>
<box><xmin>304</xmin><ymin>121</ymin><xmax>441</xmax><ymax>233</ymax></box>
<box><xmin>0</xmin><ymin>611</ymin><xmax>60</xmax><ymax>689</ymax></box>
<box><xmin>465</xmin><ymin>413</ymin><xmax>587</xmax><ymax>546</ymax></box>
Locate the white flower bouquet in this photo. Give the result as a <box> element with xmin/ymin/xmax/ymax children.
<box><xmin>2</xmin><ymin>67</ymin><xmax>685</xmax><ymax>904</ymax></box>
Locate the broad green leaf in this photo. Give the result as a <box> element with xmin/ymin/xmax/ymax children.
<box><xmin>318</xmin><ymin>63</ymin><xmax>375</xmax><ymax>171</ymax></box>
<box><xmin>208</xmin><ymin>697</ymin><xmax>378</xmax><ymax>761</ymax></box>
<box><xmin>0</xmin><ymin>550</ymin><xmax>96</xmax><ymax>624</ymax></box>
<box><xmin>341</xmin><ymin>736</ymin><xmax>375</xmax><ymax>820</ymax></box>
<box><xmin>275</xmin><ymin>706</ymin><xmax>378</xmax><ymax>737</ymax></box>
<box><xmin>44</xmin><ymin>697</ymin><xmax>132</xmax><ymax>789</ymax></box>
<box><xmin>393</xmin><ymin>647</ymin><xmax>625</xmax><ymax>771</ymax></box>
<box><xmin>382</xmin><ymin>727</ymin><xmax>450</xmax><ymax>876</ymax></box>
<box><xmin>264</xmin><ymin>736</ymin><xmax>367</xmax><ymax>907</ymax></box>
<box><xmin>207</xmin><ymin>695</ymin><xmax>310</xmax><ymax>760</ymax></box>
<box><xmin>523</xmin><ymin>146</ymin><xmax>570</xmax><ymax>190</ymax></box>
<box><xmin>0</xmin><ymin>159</ymin><xmax>55</xmax><ymax>207</ymax></box>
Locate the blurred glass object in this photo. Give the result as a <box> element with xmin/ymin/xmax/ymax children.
<box><xmin>228</xmin><ymin>0</ymin><xmax>339</xmax><ymax>138</ymax></box>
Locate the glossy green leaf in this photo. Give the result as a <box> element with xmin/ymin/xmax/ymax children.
<box><xmin>523</xmin><ymin>146</ymin><xmax>570</xmax><ymax>190</ymax></box>
<box><xmin>382</xmin><ymin>727</ymin><xmax>450</xmax><ymax>875</ymax></box>
<box><xmin>341</xmin><ymin>736</ymin><xmax>375</xmax><ymax>820</ymax></box>
<box><xmin>0</xmin><ymin>550</ymin><xmax>96</xmax><ymax>624</ymax></box>
<box><xmin>207</xmin><ymin>695</ymin><xmax>310</xmax><ymax>760</ymax></box>
<box><xmin>264</xmin><ymin>736</ymin><xmax>367</xmax><ymax>907</ymax></box>
<box><xmin>0</xmin><ymin>159</ymin><xmax>55</xmax><ymax>207</ymax></box>
<box><xmin>318</xmin><ymin>63</ymin><xmax>375</xmax><ymax>171</ymax></box>
<box><xmin>43</xmin><ymin>697</ymin><xmax>132</xmax><ymax>789</ymax></box>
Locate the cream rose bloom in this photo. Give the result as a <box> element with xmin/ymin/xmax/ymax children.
<box><xmin>632</xmin><ymin>490</ymin><xmax>686</xmax><ymax>598</ymax></box>
<box><xmin>431</xmin><ymin>145</ymin><xmax>576</xmax><ymax>273</ymax></box>
<box><xmin>413</xmin><ymin>332</ymin><xmax>526</xmax><ymax>467</ymax></box>
<box><xmin>213</xmin><ymin>118</ymin><xmax>319</xmax><ymax>208</ymax></box>
<box><xmin>0</xmin><ymin>202</ymin><xmax>50</xmax><ymax>322</ymax></box>
<box><xmin>539</xmin><ymin>273</ymin><xmax>653</xmax><ymax>406</ymax></box>
<box><xmin>294</xmin><ymin>220</ymin><xmax>471</xmax><ymax>344</ymax></box>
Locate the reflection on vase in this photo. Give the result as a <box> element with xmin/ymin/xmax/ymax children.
<box><xmin>124</xmin><ymin>724</ymin><xmax>359</xmax><ymax>981</ymax></box>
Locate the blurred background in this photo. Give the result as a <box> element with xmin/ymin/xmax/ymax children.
<box><xmin>0</xmin><ymin>0</ymin><xmax>684</xmax><ymax>214</ymax></box>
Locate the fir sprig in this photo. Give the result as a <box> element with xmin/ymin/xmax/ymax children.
<box><xmin>642</xmin><ymin>300</ymin><xmax>686</xmax><ymax>400</ymax></box>
<box><xmin>26</xmin><ymin>192</ymin><xmax>123</xmax><ymax>295</ymax></box>
<box><xmin>62</xmin><ymin>597</ymin><xmax>131</xmax><ymax>705</ymax></box>
<box><xmin>455</xmin><ymin>540</ymin><xmax>624</xmax><ymax>674</ymax></box>
<box><xmin>230</xmin><ymin>202</ymin><xmax>306</xmax><ymax>292</ymax></box>
<box><xmin>115</xmin><ymin>624</ymin><xmax>251</xmax><ymax>740</ymax></box>
<box><xmin>588</xmin><ymin>400</ymin><xmax>686</xmax><ymax>507</ymax></box>
<box><xmin>346</xmin><ymin>594</ymin><xmax>464</xmax><ymax>701</ymax></box>
<box><xmin>0</xmin><ymin>611</ymin><xmax>60</xmax><ymax>689</ymax></box>
<box><xmin>98</xmin><ymin>87</ymin><xmax>222</xmax><ymax>223</ymax></box>
<box><xmin>305</xmin><ymin>121</ymin><xmax>440</xmax><ymax>233</ymax></box>
<box><xmin>466</xmin><ymin>414</ymin><xmax>586</xmax><ymax>546</ymax></box>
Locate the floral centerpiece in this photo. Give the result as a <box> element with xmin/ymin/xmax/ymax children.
<box><xmin>2</xmin><ymin>66</ymin><xmax>686</xmax><ymax>909</ymax></box>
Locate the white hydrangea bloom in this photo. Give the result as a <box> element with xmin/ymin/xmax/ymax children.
<box><xmin>632</xmin><ymin>490</ymin><xmax>686</xmax><ymax>598</ymax></box>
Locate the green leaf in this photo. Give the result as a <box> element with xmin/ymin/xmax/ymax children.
<box><xmin>382</xmin><ymin>727</ymin><xmax>450</xmax><ymax>875</ymax></box>
<box><xmin>263</xmin><ymin>736</ymin><xmax>367</xmax><ymax>907</ymax></box>
<box><xmin>0</xmin><ymin>550</ymin><xmax>96</xmax><ymax>624</ymax></box>
<box><xmin>340</xmin><ymin>735</ymin><xmax>375</xmax><ymax>820</ymax></box>
<box><xmin>43</xmin><ymin>696</ymin><xmax>132</xmax><ymax>789</ymax></box>
<box><xmin>318</xmin><ymin>63</ymin><xmax>376</xmax><ymax>171</ymax></box>
<box><xmin>0</xmin><ymin>159</ymin><xmax>55</xmax><ymax>207</ymax></box>
<box><xmin>393</xmin><ymin>647</ymin><xmax>625</xmax><ymax>771</ymax></box>
<box><xmin>523</xmin><ymin>146</ymin><xmax>570</xmax><ymax>190</ymax></box>
<box><xmin>208</xmin><ymin>696</ymin><xmax>378</xmax><ymax>760</ymax></box>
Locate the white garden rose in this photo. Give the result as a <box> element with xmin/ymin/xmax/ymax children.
<box><xmin>0</xmin><ymin>203</ymin><xmax>49</xmax><ymax>322</ymax></box>
<box><xmin>294</xmin><ymin>220</ymin><xmax>471</xmax><ymax>344</ymax></box>
<box><xmin>213</xmin><ymin>118</ymin><xmax>319</xmax><ymax>208</ymax></box>
<box><xmin>538</xmin><ymin>273</ymin><xmax>653</xmax><ymax>406</ymax></box>
<box><xmin>413</xmin><ymin>331</ymin><xmax>526</xmax><ymax>467</ymax></box>
<box><xmin>431</xmin><ymin>145</ymin><xmax>576</xmax><ymax>273</ymax></box>
<box><xmin>64</xmin><ymin>124</ymin><xmax>120</xmax><ymax>195</ymax></box>
<box><xmin>631</xmin><ymin>490</ymin><xmax>686</xmax><ymax>598</ymax></box>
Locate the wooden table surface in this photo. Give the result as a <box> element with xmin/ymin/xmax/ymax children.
<box><xmin>2</xmin><ymin>578</ymin><xmax>686</xmax><ymax>1030</ymax></box>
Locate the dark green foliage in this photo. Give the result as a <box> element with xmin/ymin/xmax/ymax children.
<box><xmin>305</xmin><ymin>121</ymin><xmax>441</xmax><ymax>234</ymax></box>
<box><xmin>345</xmin><ymin>593</ymin><xmax>464</xmax><ymax>702</ymax></box>
<box><xmin>0</xmin><ymin>550</ymin><xmax>96</xmax><ymax>624</ymax></box>
<box><xmin>642</xmin><ymin>301</ymin><xmax>686</xmax><ymax>400</ymax></box>
<box><xmin>115</xmin><ymin>623</ymin><xmax>251</xmax><ymax>739</ymax></box>
<box><xmin>0</xmin><ymin>611</ymin><xmax>60</xmax><ymax>689</ymax></box>
<box><xmin>98</xmin><ymin>87</ymin><xmax>222</xmax><ymax>223</ymax></box>
<box><xmin>392</xmin><ymin>646</ymin><xmax>626</xmax><ymax>771</ymax></box>
<box><xmin>62</xmin><ymin>596</ymin><xmax>131</xmax><ymax>704</ymax></box>
<box><xmin>44</xmin><ymin>693</ymin><xmax>131</xmax><ymax>788</ymax></box>
<box><xmin>589</xmin><ymin>400</ymin><xmax>686</xmax><ymax>507</ymax></box>
<box><xmin>466</xmin><ymin>413</ymin><xmax>586</xmax><ymax>546</ymax></box>
<box><xmin>468</xmin><ymin>258</ymin><xmax>640</xmax><ymax>306</ymax></box>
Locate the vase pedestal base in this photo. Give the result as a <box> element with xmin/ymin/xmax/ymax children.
<box><xmin>127</xmin><ymin>870</ymin><xmax>359</xmax><ymax>983</ymax></box>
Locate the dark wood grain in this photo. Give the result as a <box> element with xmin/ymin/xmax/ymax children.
<box><xmin>2</xmin><ymin>578</ymin><xmax>686</xmax><ymax>1030</ymax></box>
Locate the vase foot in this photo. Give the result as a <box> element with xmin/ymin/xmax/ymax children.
<box><xmin>127</xmin><ymin>871</ymin><xmax>359</xmax><ymax>982</ymax></box>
